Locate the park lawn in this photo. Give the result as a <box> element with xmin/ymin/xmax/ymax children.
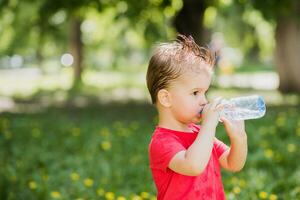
<box><xmin>0</xmin><ymin>101</ymin><xmax>299</xmax><ymax>200</ymax></box>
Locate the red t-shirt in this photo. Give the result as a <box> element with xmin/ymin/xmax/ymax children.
<box><xmin>148</xmin><ymin>124</ymin><xmax>229</xmax><ymax>200</ymax></box>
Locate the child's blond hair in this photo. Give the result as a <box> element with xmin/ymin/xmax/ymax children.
<box><xmin>146</xmin><ymin>35</ymin><xmax>216</xmax><ymax>104</ymax></box>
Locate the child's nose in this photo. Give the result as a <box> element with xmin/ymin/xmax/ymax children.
<box><xmin>199</xmin><ymin>97</ymin><xmax>208</xmax><ymax>105</ymax></box>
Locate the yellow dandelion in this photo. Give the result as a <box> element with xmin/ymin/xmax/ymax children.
<box><xmin>42</xmin><ymin>175</ymin><xmax>49</xmax><ymax>182</ymax></box>
<box><xmin>83</xmin><ymin>178</ymin><xmax>94</xmax><ymax>187</ymax></box>
<box><xmin>29</xmin><ymin>181</ymin><xmax>37</xmax><ymax>190</ymax></box>
<box><xmin>264</xmin><ymin>149</ymin><xmax>274</xmax><ymax>158</ymax></box>
<box><xmin>287</xmin><ymin>143</ymin><xmax>296</xmax><ymax>153</ymax></box>
<box><xmin>101</xmin><ymin>141</ymin><xmax>111</xmax><ymax>151</ymax></box>
<box><xmin>70</xmin><ymin>172</ymin><xmax>80</xmax><ymax>181</ymax></box>
<box><xmin>239</xmin><ymin>179</ymin><xmax>246</xmax><ymax>187</ymax></box>
<box><xmin>117</xmin><ymin>196</ymin><xmax>126</xmax><ymax>200</ymax></box>
<box><xmin>231</xmin><ymin>177</ymin><xmax>239</xmax><ymax>184</ymax></box>
<box><xmin>259</xmin><ymin>191</ymin><xmax>268</xmax><ymax>199</ymax></box>
<box><xmin>100</xmin><ymin>127</ymin><xmax>110</xmax><ymax>137</ymax></box>
<box><xmin>105</xmin><ymin>191</ymin><xmax>115</xmax><ymax>200</ymax></box>
<box><xmin>276</xmin><ymin>117</ymin><xmax>285</xmax><ymax>127</ymax></box>
<box><xmin>72</xmin><ymin>127</ymin><xmax>81</xmax><ymax>136</ymax></box>
<box><xmin>131</xmin><ymin>194</ymin><xmax>142</xmax><ymax>200</ymax></box>
<box><xmin>150</xmin><ymin>196</ymin><xmax>157</xmax><ymax>200</ymax></box>
<box><xmin>1</xmin><ymin>118</ymin><xmax>9</xmax><ymax>129</ymax></box>
<box><xmin>97</xmin><ymin>188</ymin><xmax>105</xmax><ymax>196</ymax></box>
<box><xmin>10</xmin><ymin>176</ymin><xmax>17</xmax><ymax>182</ymax></box>
<box><xmin>117</xmin><ymin>127</ymin><xmax>130</xmax><ymax>137</ymax></box>
<box><xmin>140</xmin><ymin>192</ymin><xmax>150</xmax><ymax>198</ymax></box>
<box><xmin>51</xmin><ymin>191</ymin><xmax>61</xmax><ymax>199</ymax></box>
<box><xmin>233</xmin><ymin>186</ymin><xmax>241</xmax><ymax>194</ymax></box>
<box><xmin>269</xmin><ymin>194</ymin><xmax>278</xmax><ymax>200</ymax></box>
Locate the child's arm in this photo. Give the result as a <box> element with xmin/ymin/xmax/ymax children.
<box><xmin>168</xmin><ymin>98</ymin><xmax>223</xmax><ymax>176</ymax></box>
<box><xmin>219</xmin><ymin>118</ymin><xmax>248</xmax><ymax>172</ymax></box>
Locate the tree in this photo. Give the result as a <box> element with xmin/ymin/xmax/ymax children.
<box><xmin>173</xmin><ymin>0</ymin><xmax>300</xmax><ymax>93</ymax></box>
<box><xmin>37</xmin><ymin>0</ymin><xmax>172</xmax><ymax>88</ymax></box>
<box><xmin>173</xmin><ymin>0</ymin><xmax>210</xmax><ymax>45</ymax></box>
<box><xmin>0</xmin><ymin>0</ymin><xmax>92</xmax><ymax>86</ymax></box>
<box><xmin>37</xmin><ymin>0</ymin><xmax>108</xmax><ymax>87</ymax></box>
<box><xmin>241</xmin><ymin>0</ymin><xmax>300</xmax><ymax>93</ymax></box>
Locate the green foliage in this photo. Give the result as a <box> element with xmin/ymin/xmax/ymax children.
<box><xmin>0</xmin><ymin>0</ymin><xmax>180</xmax><ymax>70</ymax></box>
<box><xmin>249</xmin><ymin>0</ymin><xmax>300</xmax><ymax>21</ymax></box>
<box><xmin>0</xmin><ymin>103</ymin><xmax>299</xmax><ymax>199</ymax></box>
<box><xmin>208</xmin><ymin>1</ymin><xmax>276</xmax><ymax>62</ymax></box>
<box><xmin>0</xmin><ymin>0</ymin><xmax>298</xmax><ymax>74</ymax></box>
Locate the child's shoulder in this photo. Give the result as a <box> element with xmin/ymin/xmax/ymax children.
<box><xmin>149</xmin><ymin>127</ymin><xmax>187</xmax><ymax>158</ymax></box>
<box><xmin>150</xmin><ymin>126</ymin><xmax>186</xmax><ymax>144</ymax></box>
<box><xmin>151</xmin><ymin>126</ymin><xmax>177</xmax><ymax>140</ymax></box>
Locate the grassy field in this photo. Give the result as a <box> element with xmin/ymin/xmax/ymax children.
<box><xmin>0</xmin><ymin>67</ymin><xmax>299</xmax><ymax>199</ymax></box>
<box><xmin>0</xmin><ymin>100</ymin><xmax>299</xmax><ymax>200</ymax></box>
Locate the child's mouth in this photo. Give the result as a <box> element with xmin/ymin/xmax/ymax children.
<box><xmin>199</xmin><ymin>106</ymin><xmax>205</xmax><ymax>114</ymax></box>
<box><xmin>199</xmin><ymin>108</ymin><xmax>204</xmax><ymax>114</ymax></box>
<box><xmin>197</xmin><ymin>107</ymin><xmax>205</xmax><ymax>118</ymax></box>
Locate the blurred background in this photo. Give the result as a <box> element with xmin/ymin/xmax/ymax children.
<box><xmin>0</xmin><ymin>0</ymin><xmax>299</xmax><ymax>199</ymax></box>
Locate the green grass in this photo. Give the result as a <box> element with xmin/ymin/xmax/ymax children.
<box><xmin>0</xmin><ymin>102</ymin><xmax>157</xmax><ymax>199</ymax></box>
<box><xmin>0</xmin><ymin>101</ymin><xmax>299</xmax><ymax>200</ymax></box>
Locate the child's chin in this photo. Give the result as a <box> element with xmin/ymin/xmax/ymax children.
<box><xmin>193</xmin><ymin>116</ymin><xmax>202</xmax><ymax>123</ymax></box>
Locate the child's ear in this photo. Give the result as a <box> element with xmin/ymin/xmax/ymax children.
<box><xmin>157</xmin><ymin>89</ymin><xmax>172</xmax><ymax>107</ymax></box>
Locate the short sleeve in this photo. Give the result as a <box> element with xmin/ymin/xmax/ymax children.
<box><xmin>149</xmin><ymin>135</ymin><xmax>186</xmax><ymax>172</ymax></box>
<box><xmin>214</xmin><ymin>137</ymin><xmax>229</xmax><ymax>158</ymax></box>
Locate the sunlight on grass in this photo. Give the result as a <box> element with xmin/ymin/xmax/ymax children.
<box><xmin>0</xmin><ymin>68</ymin><xmax>146</xmax><ymax>98</ymax></box>
<box><xmin>0</xmin><ymin>68</ymin><xmax>72</xmax><ymax>98</ymax></box>
<box><xmin>0</xmin><ymin>68</ymin><xmax>298</xmax><ymax>110</ymax></box>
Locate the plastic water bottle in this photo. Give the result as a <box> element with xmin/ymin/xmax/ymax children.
<box><xmin>219</xmin><ymin>95</ymin><xmax>266</xmax><ymax>121</ymax></box>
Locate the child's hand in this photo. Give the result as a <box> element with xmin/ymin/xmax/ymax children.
<box><xmin>201</xmin><ymin>97</ymin><xmax>224</xmax><ymax>127</ymax></box>
<box><xmin>220</xmin><ymin>117</ymin><xmax>247</xmax><ymax>139</ymax></box>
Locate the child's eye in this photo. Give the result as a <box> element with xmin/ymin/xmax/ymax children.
<box><xmin>193</xmin><ymin>91</ymin><xmax>198</xmax><ymax>96</ymax></box>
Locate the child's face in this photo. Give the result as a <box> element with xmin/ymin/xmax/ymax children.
<box><xmin>168</xmin><ymin>69</ymin><xmax>212</xmax><ymax>124</ymax></box>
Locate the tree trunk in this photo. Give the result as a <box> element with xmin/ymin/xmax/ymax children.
<box><xmin>69</xmin><ymin>16</ymin><xmax>83</xmax><ymax>87</ymax></box>
<box><xmin>36</xmin><ymin>27</ymin><xmax>45</xmax><ymax>73</ymax></box>
<box><xmin>173</xmin><ymin>0</ymin><xmax>209</xmax><ymax>45</ymax></box>
<box><xmin>275</xmin><ymin>17</ymin><xmax>300</xmax><ymax>93</ymax></box>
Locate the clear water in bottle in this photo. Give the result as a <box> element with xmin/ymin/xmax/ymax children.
<box><xmin>219</xmin><ymin>95</ymin><xmax>266</xmax><ymax>121</ymax></box>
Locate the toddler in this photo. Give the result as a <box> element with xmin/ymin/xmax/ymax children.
<box><xmin>147</xmin><ymin>35</ymin><xmax>248</xmax><ymax>200</ymax></box>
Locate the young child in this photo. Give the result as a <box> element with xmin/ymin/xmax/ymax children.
<box><xmin>146</xmin><ymin>35</ymin><xmax>248</xmax><ymax>200</ymax></box>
